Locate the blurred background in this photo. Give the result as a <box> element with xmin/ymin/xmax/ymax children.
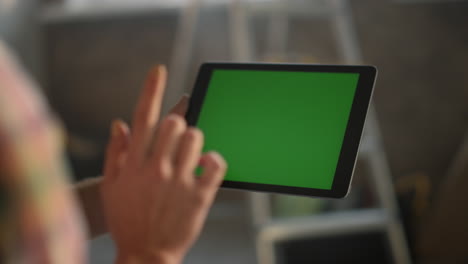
<box><xmin>1</xmin><ymin>0</ymin><xmax>467</xmax><ymax>263</ymax></box>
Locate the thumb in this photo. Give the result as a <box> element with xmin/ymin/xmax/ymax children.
<box><xmin>169</xmin><ymin>94</ymin><xmax>190</xmax><ymax>117</ymax></box>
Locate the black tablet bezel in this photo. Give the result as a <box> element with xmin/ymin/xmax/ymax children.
<box><xmin>186</xmin><ymin>62</ymin><xmax>377</xmax><ymax>198</ymax></box>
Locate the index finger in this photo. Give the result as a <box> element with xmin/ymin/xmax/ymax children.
<box><xmin>130</xmin><ymin>65</ymin><xmax>167</xmax><ymax>161</ymax></box>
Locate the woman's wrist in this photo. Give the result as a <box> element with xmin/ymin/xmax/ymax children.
<box><xmin>74</xmin><ymin>177</ymin><xmax>107</xmax><ymax>238</ymax></box>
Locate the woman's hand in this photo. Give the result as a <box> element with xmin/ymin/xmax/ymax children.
<box><xmin>101</xmin><ymin>65</ymin><xmax>227</xmax><ymax>264</ymax></box>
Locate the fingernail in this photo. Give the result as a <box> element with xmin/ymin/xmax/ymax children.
<box><xmin>156</xmin><ymin>64</ymin><xmax>167</xmax><ymax>76</ymax></box>
<box><xmin>144</xmin><ymin>67</ymin><xmax>156</xmax><ymax>88</ymax></box>
<box><xmin>148</xmin><ymin>63</ymin><xmax>162</xmax><ymax>76</ymax></box>
<box><xmin>149</xmin><ymin>64</ymin><xmax>167</xmax><ymax>87</ymax></box>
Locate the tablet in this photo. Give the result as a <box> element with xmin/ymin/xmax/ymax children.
<box><xmin>186</xmin><ymin>63</ymin><xmax>377</xmax><ymax>198</ymax></box>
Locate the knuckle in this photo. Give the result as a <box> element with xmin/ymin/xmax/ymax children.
<box><xmin>185</xmin><ymin>127</ymin><xmax>203</xmax><ymax>141</ymax></box>
<box><xmin>175</xmin><ymin>177</ymin><xmax>191</xmax><ymax>190</ymax></box>
<box><xmin>153</xmin><ymin>159</ymin><xmax>172</xmax><ymax>180</ymax></box>
<box><xmin>165</xmin><ymin>115</ymin><xmax>186</xmax><ymax>130</ymax></box>
<box><xmin>208</xmin><ymin>152</ymin><xmax>227</xmax><ymax>173</ymax></box>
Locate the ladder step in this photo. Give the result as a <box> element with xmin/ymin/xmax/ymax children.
<box><xmin>258</xmin><ymin>208</ymin><xmax>390</xmax><ymax>242</ymax></box>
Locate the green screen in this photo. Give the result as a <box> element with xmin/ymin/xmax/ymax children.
<box><xmin>197</xmin><ymin>69</ymin><xmax>359</xmax><ymax>190</ymax></box>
